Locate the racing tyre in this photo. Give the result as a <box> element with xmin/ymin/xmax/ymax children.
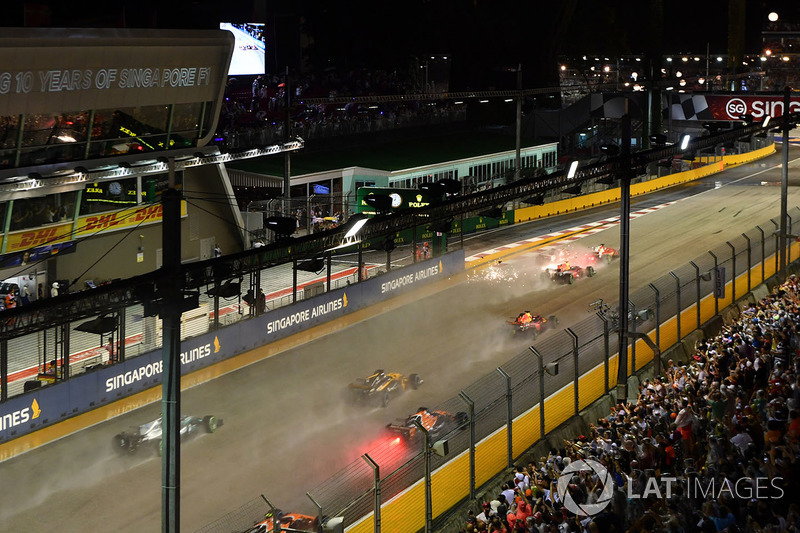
<box><xmin>587</xmin><ymin>266</ymin><xmax>595</xmax><ymax>277</ymax></box>
<box><xmin>455</xmin><ymin>411</ymin><xmax>469</xmax><ymax>430</ymax></box>
<box><xmin>203</xmin><ymin>415</ymin><xmax>218</xmax><ymax>433</ymax></box>
<box><xmin>112</xmin><ymin>433</ymin><xmax>130</xmax><ymax>454</ymax></box>
<box><xmin>381</xmin><ymin>392</ymin><xmax>390</xmax><ymax>408</ymax></box>
<box><xmin>409</xmin><ymin>373</ymin><xmax>422</xmax><ymax>390</ymax></box>
<box><xmin>530</xmin><ymin>328</ymin><xmax>538</xmax><ymax>341</ymax></box>
<box><xmin>567</xmin><ymin>274</ymin><xmax>574</xmax><ymax>285</ymax></box>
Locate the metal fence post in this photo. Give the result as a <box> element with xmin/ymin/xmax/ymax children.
<box><xmin>529</xmin><ymin>347</ymin><xmax>545</xmax><ymax>442</ymax></box>
<box><xmin>727</xmin><ymin>241</ymin><xmax>736</xmax><ymax>303</ymax></box>
<box><xmin>742</xmin><ymin>233</ymin><xmax>751</xmax><ymax>293</ymax></box>
<box><xmin>306</xmin><ymin>492</ymin><xmax>324</xmax><ymax>533</ymax></box>
<box><xmin>458</xmin><ymin>391</ymin><xmax>476</xmax><ymax>502</ymax></box>
<box><xmin>649</xmin><ymin>284</ymin><xmax>660</xmax><ymax>362</ymax></box>
<box><xmin>357</xmin><ymin>242</ymin><xmax>363</xmax><ymax>282</ymax></box>
<box><xmin>709</xmin><ymin>251</ymin><xmax>719</xmax><ymax>315</ymax></box>
<box><xmin>757</xmin><ymin>225</ymin><xmax>765</xmax><ymax>283</ymax></box>
<box><xmin>326</xmin><ymin>251</ymin><xmax>332</xmax><ymax>292</ymax></box>
<box><xmin>628</xmin><ymin>300</ymin><xmax>637</xmax><ymax>372</ymax></box>
<box><xmin>596</xmin><ymin>312</ymin><xmax>610</xmax><ymax>394</ymax></box>
<box><xmin>262</xmin><ymin>495</ymin><xmax>282</xmax><ymax>533</ymax></box>
<box><xmin>690</xmin><ymin>261</ymin><xmax>701</xmax><ymax>329</ymax></box>
<box><xmin>412</xmin><ymin>418</ymin><xmax>432</xmax><ymax>533</ymax></box>
<box><xmin>496</xmin><ymin>367</ymin><xmax>513</xmax><ymax>468</ymax></box>
<box><xmin>670</xmin><ymin>272</ymin><xmax>681</xmax><ymax>341</ymax></box>
<box><xmin>292</xmin><ymin>259</ymin><xmax>298</xmax><ymax>303</ymax></box>
<box><xmin>362</xmin><ymin>454</ymin><xmax>381</xmax><ymax>533</ymax></box>
<box><xmin>0</xmin><ymin>339</ymin><xmax>6</xmax><ymax>402</ymax></box>
<box><xmin>566</xmin><ymin>329</ymin><xmax>579</xmax><ymax>417</ymax></box>
<box><xmin>772</xmin><ymin>219</ymin><xmax>780</xmax><ymax>275</ymax></box>
<box><xmin>788</xmin><ymin>213</ymin><xmax>793</xmax><ymax>266</ymax></box>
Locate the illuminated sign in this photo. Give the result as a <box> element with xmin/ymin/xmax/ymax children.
<box><xmin>356</xmin><ymin>187</ymin><xmax>433</xmax><ymax>215</ymax></box>
<box><xmin>670</xmin><ymin>94</ymin><xmax>800</xmax><ymax>121</ymax></box>
<box><xmin>0</xmin><ymin>28</ymin><xmax>234</xmax><ymax>145</ymax></box>
<box><xmin>2</xmin><ymin>202</ymin><xmax>187</xmax><ymax>253</ymax></box>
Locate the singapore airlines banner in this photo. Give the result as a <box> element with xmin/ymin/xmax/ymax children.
<box><xmin>668</xmin><ymin>93</ymin><xmax>800</xmax><ymax>121</ymax></box>
<box><xmin>0</xmin><ymin>251</ymin><xmax>464</xmax><ymax>446</ymax></box>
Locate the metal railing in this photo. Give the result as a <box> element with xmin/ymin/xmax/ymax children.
<box><xmin>276</xmin><ymin>207</ymin><xmax>797</xmax><ymax>532</ymax></box>
<box><xmin>1</xmin><ymin>244</ymin><xmax>418</xmax><ymax>400</ymax></box>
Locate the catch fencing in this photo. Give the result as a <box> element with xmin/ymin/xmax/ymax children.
<box><xmin>280</xmin><ymin>207</ymin><xmax>799</xmax><ymax>533</ymax></box>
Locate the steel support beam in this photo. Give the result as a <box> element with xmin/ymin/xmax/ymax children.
<box><xmin>160</xmin><ymin>184</ymin><xmax>182</xmax><ymax>533</ymax></box>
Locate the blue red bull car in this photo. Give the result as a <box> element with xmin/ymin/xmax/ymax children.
<box><xmin>543</xmin><ymin>262</ymin><xmax>595</xmax><ymax>284</ymax></box>
<box><xmin>508</xmin><ymin>311</ymin><xmax>558</xmax><ymax>339</ymax></box>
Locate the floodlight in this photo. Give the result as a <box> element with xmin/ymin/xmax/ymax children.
<box><xmin>344</xmin><ymin>214</ymin><xmax>368</xmax><ymax>239</ymax></box>
<box><xmin>680</xmin><ymin>134</ymin><xmax>691</xmax><ymax>150</ymax></box>
<box><xmin>566</xmin><ymin>160</ymin><xmax>579</xmax><ymax>179</ymax></box>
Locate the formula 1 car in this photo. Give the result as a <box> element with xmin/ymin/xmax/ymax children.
<box><xmin>243</xmin><ymin>510</ymin><xmax>319</xmax><ymax>533</ymax></box>
<box><xmin>387</xmin><ymin>407</ymin><xmax>468</xmax><ymax>442</ymax></box>
<box><xmin>349</xmin><ymin>370</ymin><xmax>423</xmax><ymax>408</ymax></box>
<box><xmin>112</xmin><ymin>414</ymin><xmax>221</xmax><ymax>456</ymax></box>
<box><xmin>543</xmin><ymin>262</ymin><xmax>595</xmax><ymax>284</ymax></box>
<box><xmin>509</xmin><ymin>312</ymin><xmax>559</xmax><ymax>339</ymax></box>
<box><xmin>592</xmin><ymin>244</ymin><xmax>619</xmax><ymax>263</ymax></box>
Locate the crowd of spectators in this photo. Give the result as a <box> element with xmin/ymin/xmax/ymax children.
<box><xmin>217</xmin><ymin>69</ymin><xmax>465</xmax><ymax>148</ymax></box>
<box><xmin>463</xmin><ymin>275</ymin><xmax>800</xmax><ymax>532</ymax></box>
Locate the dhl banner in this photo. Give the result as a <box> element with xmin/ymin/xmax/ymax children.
<box><xmin>4</xmin><ymin>202</ymin><xmax>187</xmax><ymax>253</ymax></box>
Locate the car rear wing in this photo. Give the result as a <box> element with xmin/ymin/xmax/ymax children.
<box><xmin>386</xmin><ymin>421</ymin><xmax>413</xmax><ymax>438</ymax></box>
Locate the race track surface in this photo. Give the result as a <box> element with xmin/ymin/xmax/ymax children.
<box><xmin>1</xmin><ymin>147</ymin><xmax>799</xmax><ymax>532</ymax></box>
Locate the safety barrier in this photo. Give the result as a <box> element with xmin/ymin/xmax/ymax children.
<box><xmin>0</xmin><ymin>251</ymin><xmax>464</xmax><ymax>448</ymax></box>
<box><xmin>292</xmin><ymin>206</ymin><xmax>799</xmax><ymax>533</ymax></box>
<box><xmin>0</xmin><ymin>242</ymin><xmax>424</xmax><ymax>401</ymax></box>
<box><xmin>514</xmin><ymin>143</ymin><xmax>776</xmax><ymax>223</ymax></box>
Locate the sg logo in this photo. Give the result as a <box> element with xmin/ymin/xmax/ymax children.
<box><xmin>726</xmin><ymin>98</ymin><xmax>747</xmax><ymax>118</ymax></box>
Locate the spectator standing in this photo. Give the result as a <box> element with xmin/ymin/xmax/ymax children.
<box><xmin>50</xmin><ymin>281</ymin><xmax>59</xmax><ymax>298</ymax></box>
<box><xmin>213</xmin><ymin>243</ymin><xmax>222</xmax><ymax>258</ymax></box>
<box><xmin>4</xmin><ymin>292</ymin><xmax>16</xmax><ymax>310</ymax></box>
<box><xmin>20</xmin><ymin>284</ymin><xmax>30</xmax><ymax>306</ymax></box>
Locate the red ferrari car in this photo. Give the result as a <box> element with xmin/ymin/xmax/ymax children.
<box><xmin>244</xmin><ymin>510</ymin><xmax>319</xmax><ymax>533</ymax></box>
<box><xmin>592</xmin><ymin>244</ymin><xmax>619</xmax><ymax>263</ymax></box>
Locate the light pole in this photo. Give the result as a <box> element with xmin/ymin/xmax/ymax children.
<box><xmin>616</xmin><ymin>113</ymin><xmax>632</xmax><ymax>403</ymax></box>
<box><xmin>779</xmin><ymin>86</ymin><xmax>791</xmax><ymax>279</ymax></box>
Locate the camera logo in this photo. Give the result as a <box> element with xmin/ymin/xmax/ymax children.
<box><xmin>556</xmin><ymin>459</ymin><xmax>614</xmax><ymax>516</ymax></box>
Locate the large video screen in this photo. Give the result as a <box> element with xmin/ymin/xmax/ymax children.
<box><xmin>220</xmin><ymin>23</ymin><xmax>266</xmax><ymax>76</ymax></box>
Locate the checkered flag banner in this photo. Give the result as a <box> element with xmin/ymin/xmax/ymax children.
<box><xmin>669</xmin><ymin>94</ymin><xmax>715</xmax><ymax>120</ymax></box>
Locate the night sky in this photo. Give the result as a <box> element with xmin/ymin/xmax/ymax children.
<box><xmin>6</xmin><ymin>0</ymin><xmax>799</xmax><ymax>89</ymax></box>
